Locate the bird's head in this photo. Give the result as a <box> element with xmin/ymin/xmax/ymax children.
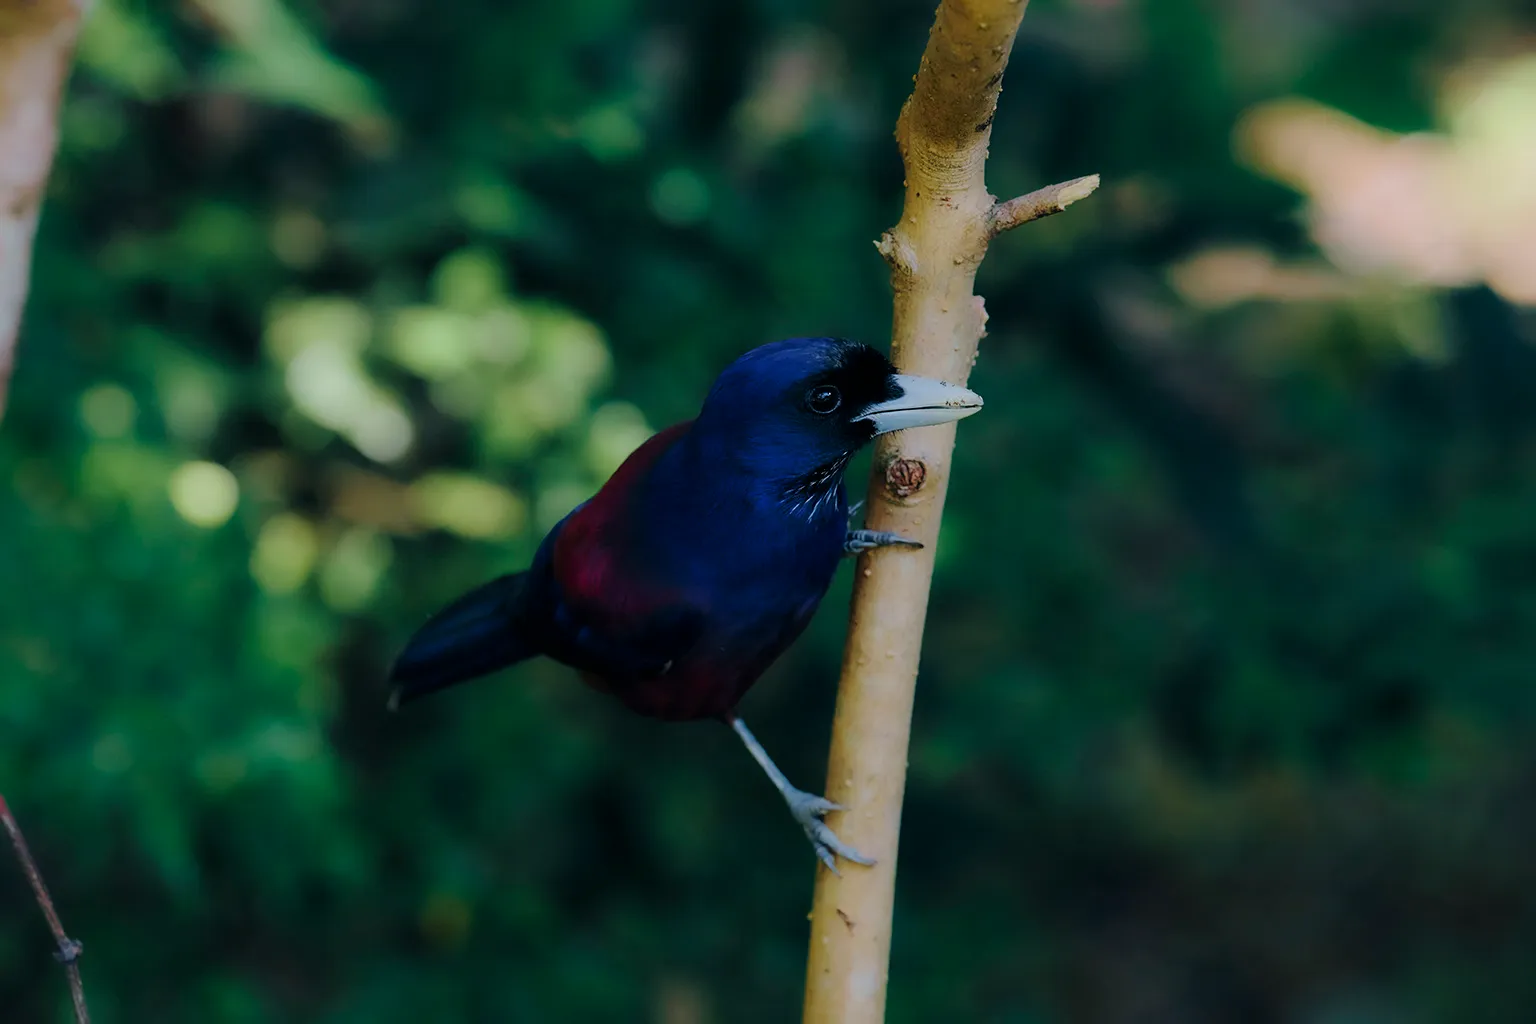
<box><xmin>694</xmin><ymin>337</ymin><xmax>983</xmax><ymax>509</ymax></box>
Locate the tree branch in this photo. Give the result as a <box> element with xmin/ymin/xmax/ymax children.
<box><xmin>990</xmin><ymin>173</ymin><xmax>1100</xmax><ymax>236</ymax></box>
<box><xmin>1</xmin><ymin>794</ymin><xmax>91</xmax><ymax>1023</ymax></box>
<box><xmin>802</xmin><ymin>2</ymin><xmax>1095</xmax><ymax>1020</ymax></box>
<box><xmin>0</xmin><ymin>0</ymin><xmax>90</xmax><ymax>421</ymax></box>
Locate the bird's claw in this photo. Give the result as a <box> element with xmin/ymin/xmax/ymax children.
<box><xmin>784</xmin><ymin>789</ymin><xmax>875</xmax><ymax>874</ymax></box>
<box><xmin>843</xmin><ymin>529</ymin><xmax>924</xmax><ymax>556</ymax></box>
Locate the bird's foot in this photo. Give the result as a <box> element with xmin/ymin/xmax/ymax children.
<box><xmin>784</xmin><ymin>789</ymin><xmax>875</xmax><ymax>874</ymax></box>
<box><xmin>843</xmin><ymin>529</ymin><xmax>923</xmax><ymax>556</ymax></box>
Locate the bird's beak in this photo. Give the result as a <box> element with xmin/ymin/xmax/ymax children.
<box><xmin>854</xmin><ymin>374</ymin><xmax>984</xmax><ymax>435</ymax></box>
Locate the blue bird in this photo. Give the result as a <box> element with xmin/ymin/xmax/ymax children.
<box><xmin>388</xmin><ymin>337</ymin><xmax>982</xmax><ymax>869</ymax></box>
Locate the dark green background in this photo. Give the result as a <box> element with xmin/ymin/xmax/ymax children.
<box><xmin>6</xmin><ymin>0</ymin><xmax>1536</xmax><ymax>1020</ymax></box>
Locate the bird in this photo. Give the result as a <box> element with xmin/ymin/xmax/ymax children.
<box><xmin>387</xmin><ymin>336</ymin><xmax>983</xmax><ymax>870</ymax></box>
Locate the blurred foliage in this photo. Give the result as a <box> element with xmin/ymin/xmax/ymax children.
<box><xmin>5</xmin><ymin>0</ymin><xmax>1536</xmax><ymax>1021</ymax></box>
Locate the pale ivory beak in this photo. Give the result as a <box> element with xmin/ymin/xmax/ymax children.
<box><xmin>853</xmin><ymin>374</ymin><xmax>984</xmax><ymax>434</ymax></box>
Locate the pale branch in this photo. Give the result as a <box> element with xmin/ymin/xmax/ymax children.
<box><xmin>0</xmin><ymin>0</ymin><xmax>90</xmax><ymax>421</ymax></box>
<box><xmin>990</xmin><ymin>173</ymin><xmax>1101</xmax><ymax>236</ymax></box>
<box><xmin>3</xmin><ymin>7</ymin><xmax>95</xmax><ymax>1021</ymax></box>
<box><xmin>802</xmin><ymin>1</ymin><xmax>1095</xmax><ymax>1021</ymax></box>
<box><xmin>1</xmin><ymin>794</ymin><xmax>91</xmax><ymax>1023</ymax></box>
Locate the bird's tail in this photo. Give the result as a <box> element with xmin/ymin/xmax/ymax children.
<box><xmin>387</xmin><ymin>572</ymin><xmax>538</xmax><ymax>709</ymax></box>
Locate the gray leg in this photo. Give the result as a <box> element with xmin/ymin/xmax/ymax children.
<box><xmin>844</xmin><ymin>529</ymin><xmax>923</xmax><ymax>556</ymax></box>
<box><xmin>726</xmin><ymin>715</ymin><xmax>875</xmax><ymax>873</ymax></box>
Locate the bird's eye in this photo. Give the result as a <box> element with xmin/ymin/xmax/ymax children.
<box><xmin>806</xmin><ymin>385</ymin><xmax>842</xmax><ymax>415</ymax></box>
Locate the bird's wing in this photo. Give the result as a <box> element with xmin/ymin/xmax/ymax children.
<box><xmin>543</xmin><ymin>420</ymin><xmax>708</xmax><ymax>680</ymax></box>
<box><xmin>548</xmin><ymin>593</ymin><xmax>707</xmax><ymax>680</ymax></box>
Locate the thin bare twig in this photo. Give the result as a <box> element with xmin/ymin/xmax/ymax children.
<box><xmin>990</xmin><ymin>173</ymin><xmax>1101</xmax><ymax>236</ymax></box>
<box><xmin>1</xmin><ymin>794</ymin><xmax>91</xmax><ymax>1024</ymax></box>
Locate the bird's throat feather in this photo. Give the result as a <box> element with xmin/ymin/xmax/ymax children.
<box><xmin>781</xmin><ymin>454</ymin><xmax>851</xmax><ymax>521</ymax></box>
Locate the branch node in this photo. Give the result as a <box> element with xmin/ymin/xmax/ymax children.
<box><xmin>988</xmin><ymin>173</ymin><xmax>1100</xmax><ymax>237</ymax></box>
<box><xmin>883</xmin><ymin>458</ymin><xmax>927</xmax><ymax>499</ymax></box>
<box><xmin>873</xmin><ymin>231</ymin><xmax>917</xmax><ymax>275</ymax></box>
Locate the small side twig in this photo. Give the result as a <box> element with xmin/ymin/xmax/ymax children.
<box><xmin>989</xmin><ymin>173</ymin><xmax>1101</xmax><ymax>236</ymax></box>
<box><xmin>1</xmin><ymin>794</ymin><xmax>91</xmax><ymax>1024</ymax></box>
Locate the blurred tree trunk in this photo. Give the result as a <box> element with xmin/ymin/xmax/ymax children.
<box><xmin>0</xmin><ymin>0</ymin><xmax>88</xmax><ymax>420</ymax></box>
<box><xmin>802</xmin><ymin>1</ymin><xmax>1095</xmax><ymax>1020</ymax></box>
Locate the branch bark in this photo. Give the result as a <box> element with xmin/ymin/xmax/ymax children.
<box><xmin>0</xmin><ymin>0</ymin><xmax>89</xmax><ymax>421</ymax></box>
<box><xmin>803</xmin><ymin>2</ymin><xmax>1095</xmax><ymax>1020</ymax></box>
<box><xmin>1</xmin><ymin>794</ymin><xmax>91</xmax><ymax>1023</ymax></box>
